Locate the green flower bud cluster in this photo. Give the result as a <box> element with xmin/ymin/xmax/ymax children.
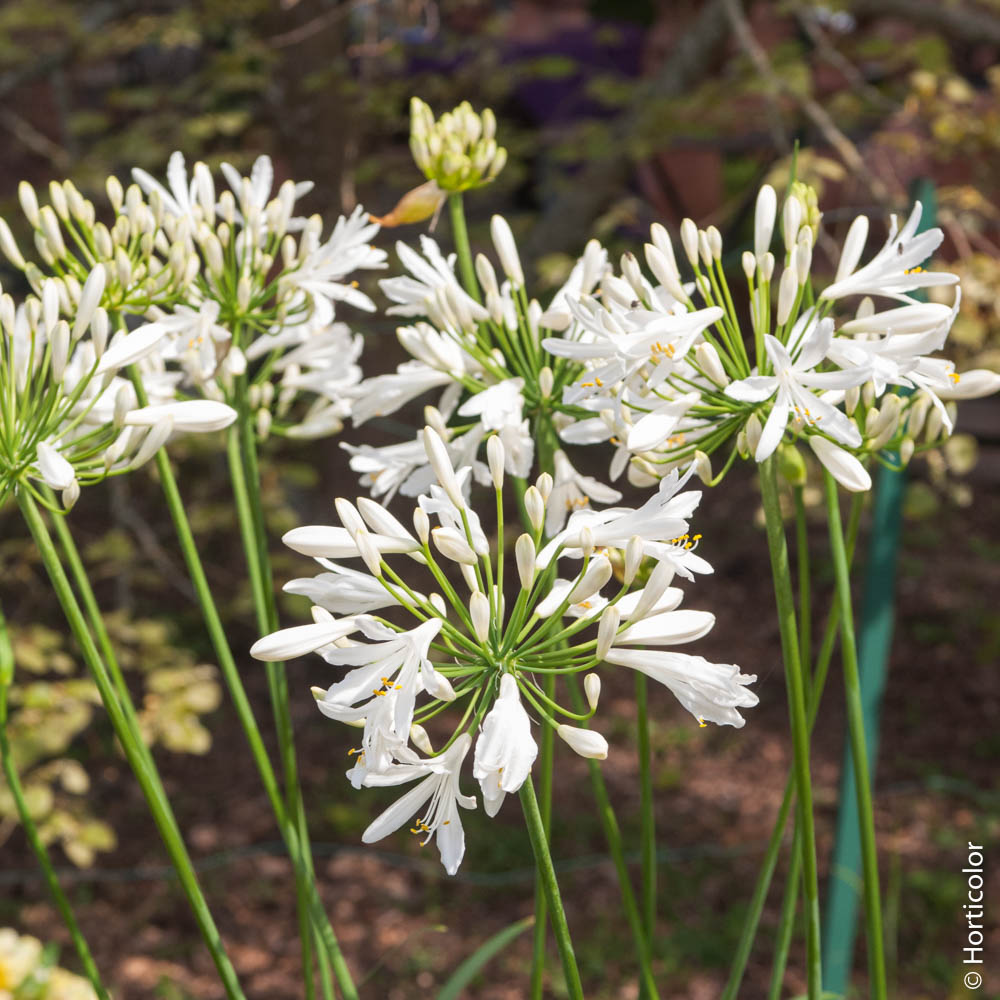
<box><xmin>409</xmin><ymin>98</ymin><xmax>507</xmax><ymax>193</ymax></box>
<box><xmin>0</xmin><ymin>179</ymin><xmax>196</xmax><ymax>317</ymax></box>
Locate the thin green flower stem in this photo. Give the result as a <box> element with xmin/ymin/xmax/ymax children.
<box><xmin>567</xmin><ymin>678</ymin><xmax>660</xmax><ymax>998</ymax></box>
<box><xmin>0</xmin><ymin>609</ymin><xmax>111</xmax><ymax>1000</ymax></box>
<box><xmin>126</xmin><ymin>376</ymin><xmax>356</xmax><ymax>1000</ymax></box>
<box><xmin>636</xmin><ymin>671</ymin><xmax>656</xmax><ymax>986</ymax></box>
<box><xmin>519</xmin><ymin>774</ymin><xmax>584</xmax><ymax>1000</ymax></box>
<box><xmin>767</xmin><ymin>820</ymin><xmax>803</xmax><ymax>1000</ymax></box>
<box><xmin>520</xmin><ymin>674</ymin><xmax>592</xmax><ymax>721</ymax></box>
<box><xmin>44</xmin><ymin>492</ymin><xmax>153</xmax><ymax>763</ymax></box>
<box><xmin>17</xmin><ymin>491</ymin><xmax>248</xmax><ymax>1000</ymax></box>
<box><xmin>529</xmin><ymin>671</ymin><xmax>556</xmax><ymax>1000</ymax></box>
<box><xmin>230</xmin><ymin>394</ymin><xmax>321</xmax><ymax>1000</ymax></box>
<box><xmin>759</xmin><ymin>456</ymin><xmax>821</xmax><ymax>1000</ymax></box>
<box><xmin>448</xmin><ymin>193</ymin><xmax>481</xmax><ymax>303</ymax></box>
<box><xmin>713</xmin><ymin>259</ymin><xmax>751</xmax><ymax>373</ymax></box>
<box><xmin>720</xmin><ymin>494</ymin><xmax>863</xmax><ymax>1000</ymax></box>
<box><xmin>822</xmin><ymin>470</ymin><xmax>887</xmax><ymax>1000</ymax></box>
<box><xmin>705</xmin><ymin>264</ymin><xmax>749</xmax><ymax>375</ymax></box>
<box><xmin>794</xmin><ymin>486</ymin><xmax>812</xmax><ymax>694</ymax></box>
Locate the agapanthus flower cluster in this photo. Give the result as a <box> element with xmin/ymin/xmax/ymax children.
<box><xmin>252</xmin><ymin>427</ymin><xmax>756</xmax><ymax>873</ymax></box>
<box><xmin>540</xmin><ymin>184</ymin><xmax>1000</xmax><ymax>492</ymax></box>
<box><xmin>0</xmin><ymin>263</ymin><xmax>236</xmax><ymax>512</ymax></box>
<box><xmin>409</xmin><ymin>98</ymin><xmax>507</xmax><ymax>194</ymax></box>
<box><xmin>347</xmin><ymin>215</ymin><xmax>732</xmax><ymax>531</ymax></box>
<box><xmin>0</xmin><ymin>154</ymin><xmax>386</xmax><ymax>442</ymax></box>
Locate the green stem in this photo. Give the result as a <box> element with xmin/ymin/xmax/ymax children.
<box><xmin>720</xmin><ymin>494</ymin><xmax>863</xmax><ymax>1000</ymax></box>
<box><xmin>759</xmin><ymin>456</ymin><xmax>821</xmax><ymax>1000</ymax></box>
<box><xmin>17</xmin><ymin>491</ymin><xmax>247</xmax><ymax>1000</ymax></box>
<box><xmin>569</xmin><ymin>679</ymin><xmax>660</xmax><ymax>998</ymax></box>
<box><xmin>231</xmin><ymin>392</ymin><xmax>321</xmax><ymax>1000</ymax></box>
<box><xmin>822</xmin><ymin>471</ymin><xmax>886</xmax><ymax>1000</ymax></box>
<box><xmin>767</xmin><ymin>820</ymin><xmax>802</xmax><ymax>1000</ymax></box>
<box><xmin>0</xmin><ymin>609</ymin><xmax>111</xmax><ymax>1000</ymax></box>
<box><xmin>530</xmin><ymin>673</ymin><xmax>555</xmax><ymax>1000</ymax></box>
<box><xmin>794</xmin><ymin>486</ymin><xmax>811</xmax><ymax>691</ymax></box>
<box><xmin>636</xmin><ymin>671</ymin><xmax>656</xmax><ymax>989</ymax></box>
<box><xmin>448</xmin><ymin>193</ymin><xmax>480</xmax><ymax>302</ymax></box>
<box><xmin>519</xmin><ymin>775</ymin><xmax>584</xmax><ymax>1000</ymax></box>
<box><xmin>127</xmin><ymin>371</ymin><xmax>356</xmax><ymax>1000</ymax></box>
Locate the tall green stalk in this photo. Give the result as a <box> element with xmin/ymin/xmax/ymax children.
<box><xmin>126</xmin><ymin>369</ymin><xmax>355</xmax><ymax>998</ymax></box>
<box><xmin>448</xmin><ymin>193</ymin><xmax>480</xmax><ymax>301</ymax></box>
<box><xmin>0</xmin><ymin>605</ymin><xmax>111</xmax><ymax>1000</ymax></box>
<box><xmin>568</xmin><ymin>678</ymin><xmax>660</xmax><ymax>998</ymax></box>
<box><xmin>636</xmin><ymin>672</ymin><xmax>656</xmax><ymax>1000</ymax></box>
<box><xmin>721</xmin><ymin>493</ymin><xmax>863</xmax><ymax>1000</ymax></box>
<box><xmin>228</xmin><ymin>384</ymin><xmax>323</xmax><ymax>1000</ymax></box>
<box><xmin>767</xmin><ymin>821</ymin><xmax>803</xmax><ymax>1000</ymax></box>
<box><xmin>519</xmin><ymin>775</ymin><xmax>584</xmax><ymax>1000</ymax></box>
<box><xmin>822</xmin><ymin>471</ymin><xmax>886</xmax><ymax>1000</ymax></box>
<box><xmin>530</xmin><ymin>673</ymin><xmax>555</xmax><ymax>1000</ymax></box>
<box><xmin>17</xmin><ymin>492</ymin><xmax>247</xmax><ymax>1000</ymax></box>
<box><xmin>758</xmin><ymin>456</ymin><xmax>821</xmax><ymax>1000</ymax></box>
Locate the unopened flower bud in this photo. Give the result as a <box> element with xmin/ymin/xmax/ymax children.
<box><xmin>0</xmin><ymin>219</ymin><xmax>24</xmax><ymax>269</ymax></box>
<box><xmin>524</xmin><ymin>486</ymin><xmax>545</xmax><ymax>534</ymax></box>
<box><xmin>778</xmin><ymin>443</ymin><xmax>807</xmax><ymax>486</ymax></box>
<box><xmin>745</xmin><ymin>412</ymin><xmax>762</xmax><ymax>455</ymax></box>
<box><xmin>596</xmin><ymin>605</ymin><xmax>620</xmax><ymax>661</ymax></box>
<box><xmin>693</xmin><ymin>450</ymin><xmax>712</xmax><ymax>484</ymax></box>
<box><xmin>759</xmin><ymin>252</ymin><xmax>775</xmax><ymax>283</ymax></box>
<box><xmin>18</xmin><ymin>182</ymin><xmax>40</xmax><ymax>227</ymax></box>
<box><xmin>584</xmin><ymin>673</ymin><xmax>602</xmax><ymax>710</ymax></box>
<box><xmin>256</xmin><ymin>408</ymin><xmax>272</xmax><ymax>440</ymax></box>
<box><xmin>355</xmin><ymin>528</ymin><xmax>383</xmax><ymax>577</ymax></box>
<box><xmin>706</xmin><ymin>225</ymin><xmax>722</xmax><ymax>261</ymax></box>
<box><xmin>412</xmin><ymin>506</ymin><xmax>430</xmax><ymax>546</ymax></box>
<box><xmin>624</xmin><ymin>535</ymin><xmax>643</xmax><ymax>585</ymax></box>
<box><xmin>755</xmin><ymin>184</ymin><xmax>777</xmax><ymax>259</ymax></box>
<box><xmin>695</xmin><ymin>341</ymin><xmax>728</xmax><ymax>387</ymax></box>
<box><xmin>61</xmin><ymin>479</ymin><xmax>80</xmax><ymax>511</ymax></box>
<box><xmin>538</xmin><ymin>365</ymin><xmax>554</xmax><ymax>399</ymax></box>
<box><xmin>776</xmin><ymin>264</ymin><xmax>798</xmax><ymax>325</ymax></box>
<box><xmin>844</xmin><ymin>385</ymin><xmax>860</xmax><ymax>416</ymax></box>
<box><xmin>782</xmin><ymin>195</ymin><xmax>802</xmax><ymax>253</ymax></box>
<box><xmin>862</xmin><ymin>380</ymin><xmax>875</xmax><ymax>409</ymax></box>
<box><xmin>423</xmin><ymin>425</ymin><xmax>465</xmax><ymax>509</ymax></box>
<box><xmin>620</xmin><ymin>252</ymin><xmax>644</xmax><ymax>296</ymax></box>
<box><xmin>535</xmin><ymin>472</ymin><xmax>553</xmax><ymax>504</ymax></box>
<box><xmin>410</xmin><ymin>723</ymin><xmax>434</xmax><ymax>754</ymax></box>
<box><xmin>579</xmin><ymin>525</ymin><xmax>595</xmax><ymax>559</ymax></box>
<box><xmin>491</xmin><ymin>215</ymin><xmax>524</xmax><ymax>286</ymax></box>
<box><xmin>680</xmin><ymin>218</ymin><xmax>699</xmax><ymax>268</ymax></box>
<box><xmin>432</xmin><ymin>527</ymin><xmax>478</xmax><ymax>565</ymax></box>
<box><xmin>515</xmin><ymin>533</ymin><xmax>535</xmax><ymax>590</ymax></box>
<box><xmin>557</xmin><ymin>724</ymin><xmax>608</xmax><ymax>760</ymax></box>
<box><xmin>899</xmin><ymin>437</ymin><xmax>915</xmax><ymax>466</ymax></box>
<box><xmin>742</xmin><ymin>250</ymin><xmax>756</xmax><ymax>281</ymax></box>
<box><xmin>470</xmin><ymin>591</ymin><xmax>491</xmax><ymax>643</ymax></box>
<box><xmin>487</xmin><ymin>435</ymin><xmax>504</xmax><ymax>489</ymax></box>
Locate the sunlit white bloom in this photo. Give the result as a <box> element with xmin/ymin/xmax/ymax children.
<box><xmin>820</xmin><ymin>203</ymin><xmax>958</xmax><ymax>301</ymax></box>
<box><xmin>473</xmin><ymin>675</ymin><xmax>537</xmax><ymax>817</ymax></box>
<box><xmin>362</xmin><ymin>734</ymin><xmax>476</xmax><ymax>876</ymax></box>
<box><xmin>605</xmin><ymin>648</ymin><xmax>758</xmax><ymax>728</ymax></box>
<box><xmin>726</xmin><ymin>320</ymin><xmax>866</xmax><ymax>462</ymax></box>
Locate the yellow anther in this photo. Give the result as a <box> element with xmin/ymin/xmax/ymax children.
<box><xmin>949</xmin><ymin>371</ymin><xmax>961</xmax><ymax>384</ymax></box>
<box><xmin>905</xmin><ymin>266</ymin><xmax>925</xmax><ymax>274</ymax></box>
<box><xmin>698</xmin><ymin>717</ymin><xmax>707</xmax><ymax>728</ymax></box>
<box><xmin>595</xmin><ymin>376</ymin><xmax>604</xmax><ymax>387</ymax></box>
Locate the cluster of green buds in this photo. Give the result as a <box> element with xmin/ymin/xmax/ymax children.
<box><xmin>409</xmin><ymin>98</ymin><xmax>507</xmax><ymax>193</ymax></box>
<box><xmin>0</xmin><ymin>179</ymin><xmax>196</xmax><ymax>316</ymax></box>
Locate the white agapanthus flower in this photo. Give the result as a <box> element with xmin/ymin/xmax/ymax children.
<box><xmin>253</xmin><ymin>427</ymin><xmax>756</xmax><ymax>872</ymax></box>
<box><xmin>540</xmin><ymin>183</ymin><xmax>998</xmax><ymax>492</ymax></box>
<box><xmin>0</xmin><ymin>266</ymin><xmax>236</xmax><ymax>510</ymax></box>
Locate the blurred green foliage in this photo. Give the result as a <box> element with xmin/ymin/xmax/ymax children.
<box><xmin>0</xmin><ymin>613</ymin><xmax>220</xmax><ymax>867</ymax></box>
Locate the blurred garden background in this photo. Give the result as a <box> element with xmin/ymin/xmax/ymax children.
<box><xmin>1</xmin><ymin>0</ymin><xmax>999</xmax><ymax>996</ymax></box>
